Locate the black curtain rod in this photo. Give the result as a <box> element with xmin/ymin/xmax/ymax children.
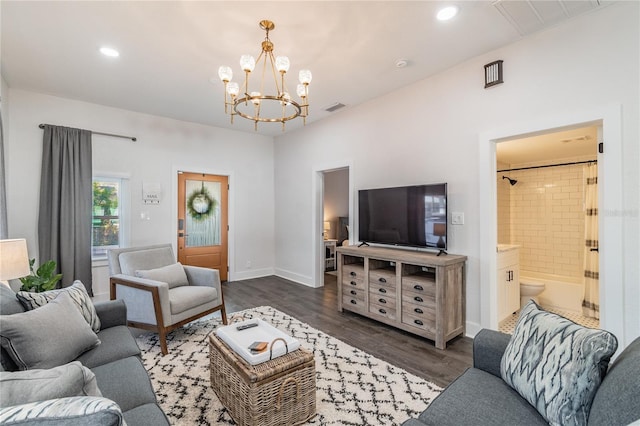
<box><xmin>497</xmin><ymin>159</ymin><xmax>596</xmax><ymax>173</ymax></box>
<box><xmin>38</xmin><ymin>124</ymin><xmax>137</xmax><ymax>142</ymax></box>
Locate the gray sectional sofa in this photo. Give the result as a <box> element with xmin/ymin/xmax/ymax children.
<box><xmin>403</xmin><ymin>328</ymin><xmax>640</xmax><ymax>426</ymax></box>
<box><xmin>0</xmin><ymin>284</ymin><xmax>169</xmax><ymax>425</ymax></box>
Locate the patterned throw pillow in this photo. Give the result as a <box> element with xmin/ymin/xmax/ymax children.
<box><xmin>17</xmin><ymin>280</ymin><xmax>101</xmax><ymax>332</ymax></box>
<box><xmin>500</xmin><ymin>300</ymin><xmax>618</xmax><ymax>426</ymax></box>
<box><xmin>0</xmin><ymin>396</ymin><xmax>125</xmax><ymax>426</ymax></box>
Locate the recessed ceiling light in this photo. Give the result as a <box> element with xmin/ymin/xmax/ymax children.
<box><xmin>99</xmin><ymin>47</ymin><xmax>119</xmax><ymax>57</ymax></box>
<box><xmin>437</xmin><ymin>6</ymin><xmax>459</xmax><ymax>21</ymax></box>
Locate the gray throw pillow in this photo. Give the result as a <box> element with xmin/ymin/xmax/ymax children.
<box><xmin>0</xmin><ymin>361</ymin><xmax>101</xmax><ymax>408</ymax></box>
<box><xmin>0</xmin><ymin>396</ymin><xmax>125</xmax><ymax>426</ymax></box>
<box><xmin>135</xmin><ymin>262</ymin><xmax>189</xmax><ymax>289</ymax></box>
<box><xmin>17</xmin><ymin>280</ymin><xmax>101</xmax><ymax>332</ymax></box>
<box><xmin>500</xmin><ymin>300</ymin><xmax>618</xmax><ymax>426</ymax></box>
<box><xmin>0</xmin><ymin>292</ymin><xmax>101</xmax><ymax>370</ymax></box>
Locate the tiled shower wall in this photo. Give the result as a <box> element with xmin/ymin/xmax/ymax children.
<box><xmin>497</xmin><ymin>156</ymin><xmax>596</xmax><ymax>280</ymax></box>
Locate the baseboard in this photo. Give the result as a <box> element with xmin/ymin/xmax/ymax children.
<box><xmin>230</xmin><ymin>267</ymin><xmax>274</xmax><ymax>282</ymax></box>
<box><xmin>465</xmin><ymin>320</ymin><xmax>483</xmax><ymax>339</ymax></box>
<box><xmin>273</xmin><ymin>268</ymin><xmax>317</xmax><ymax>288</ymax></box>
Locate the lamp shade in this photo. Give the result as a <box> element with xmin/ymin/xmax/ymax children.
<box><xmin>324</xmin><ymin>221</ymin><xmax>331</xmax><ymax>231</ymax></box>
<box><xmin>0</xmin><ymin>239</ymin><xmax>30</xmax><ymax>281</ymax></box>
<box><xmin>433</xmin><ymin>223</ymin><xmax>446</xmax><ymax>237</ymax></box>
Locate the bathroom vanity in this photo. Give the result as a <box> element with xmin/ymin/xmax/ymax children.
<box><xmin>497</xmin><ymin>244</ymin><xmax>521</xmax><ymax>323</ymax></box>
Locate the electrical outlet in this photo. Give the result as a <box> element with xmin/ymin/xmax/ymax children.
<box><xmin>245</xmin><ymin>260</ymin><xmax>252</xmax><ymax>269</ymax></box>
<box><xmin>451</xmin><ymin>212</ymin><xmax>464</xmax><ymax>225</ymax></box>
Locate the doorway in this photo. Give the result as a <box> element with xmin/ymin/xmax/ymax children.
<box><xmin>177</xmin><ymin>171</ymin><xmax>229</xmax><ymax>281</ymax></box>
<box><xmin>495</xmin><ymin>126</ymin><xmax>600</xmax><ymax>333</ymax></box>
<box><xmin>477</xmin><ymin>104</ymin><xmax>624</xmax><ymax>346</ymax></box>
<box><xmin>313</xmin><ymin>163</ymin><xmax>352</xmax><ymax>288</ymax></box>
<box><xmin>322</xmin><ymin>168</ymin><xmax>350</xmax><ymax>284</ymax></box>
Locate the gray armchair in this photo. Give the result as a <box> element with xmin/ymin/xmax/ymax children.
<box><xmin>108</xmin><ymin>244</ymin><xmax>227</xmax><ymax>355</ymax></box>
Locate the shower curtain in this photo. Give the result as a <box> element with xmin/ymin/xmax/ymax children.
<box><xmin>582</xmin><ymin>163</ymin><xmax>599</xmax><ymax>319</ymax></box>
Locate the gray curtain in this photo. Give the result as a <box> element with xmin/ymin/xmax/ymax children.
<box><xmin>38</xmin><ymin>125</ymin><xmax>93</xmax><ymax>295</ymax></box>
<box><xmin>0</xmin><ymin>104</ymin><xmax>7</xmax><ymax>239</ymax></box>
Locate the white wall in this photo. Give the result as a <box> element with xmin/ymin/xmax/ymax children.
<box><xmin>274</xmin><ymin>3</ymin><xmax>639</xmax><ymax>344</ymax></box>
<box><xmin>5</xmin><ymin>89</ymin><xmax>275</xmax><ymax>300</ymax></box>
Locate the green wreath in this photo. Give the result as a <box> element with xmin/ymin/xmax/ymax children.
<box><xmin>187</xmin><ymin>184</ymin><xmax>218</xmax><ymax>221</ymax></box>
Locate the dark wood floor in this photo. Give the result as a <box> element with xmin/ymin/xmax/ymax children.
<box><xmin>222</xmin><ymin>274</ymin><xmax>473</xmax><ymax>388</ymax></box>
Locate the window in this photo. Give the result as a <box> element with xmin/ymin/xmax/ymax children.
<box><xmin>92</xmin><ymin>177</ymin><xmax>128</xmax><ymax>259</ymax></box>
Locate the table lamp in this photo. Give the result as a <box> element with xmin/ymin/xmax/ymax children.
<box><xmin>0</xmin><ymin>238</ymin><xmax>30</xmax><ymax>287</ymax></box>
<box><xmin>323</xmin><ymin>221</ymin><xmax>331</xmax><ymax>240</ymax></box>
<box><xmin>433</xmin><ymin>223</ymin><xmax>446</xmax><ymax>249</ymax></box>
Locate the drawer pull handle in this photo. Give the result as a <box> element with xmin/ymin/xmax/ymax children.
<box><xmin>379</xmin><ymin>309</ymin><xmax>387</xmax><ymax>314</ymax></box>
<box><xmin>414</xmin><ymin>285</ymin><xmax>424</xmax><ymax>291</ymax></box>
<box><xmin>350</xmin><ymin>271</ymin><xmax>356</xmax><ymax>277</ymax></box>
<box><xmin>350</xmin><ymin>290</ymin><xmax>357</xmax><ymax>295</ymax></box>
<box><xmin>350</xmin><ymin>299</ymin><xmax>357</xmax><ymax>305</ymax></box>
<box><xmin>379</xmin><ymin>288</ymin><xmax>387</xmax><ymax>293</ymax></box>
<box><xmin>414</xmin><ymin>308</ymin><xmax>423</xmax><ymax>314</ymax></box>
<box><xmin>379</xmin><ymin>298</ymin><xmax>386</xmax><ymax>304</ymax></box>
<box><xmin>379</xmin><ymin>277</ymin><xmax>387</xmax><ymax>283</ymax></box>
<box><xmin>350</xmin><ymin>281</ymin><xmax>357</xmax><ymax>286</ymax></box>
<box><xmin>414</xmin><ymin>296</ymin><xmax>423</xmax><ymax>303</ymax></box>
<box><xmin>414</xmin><ymin>319</ymin><xmax>424</xmax><ymax>326</ymax></box>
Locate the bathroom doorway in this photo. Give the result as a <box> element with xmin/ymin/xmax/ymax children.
<box><xmin>495</xmin><ymin>125</ymin><xmax>600</xmax><ymax>333</ymax></box>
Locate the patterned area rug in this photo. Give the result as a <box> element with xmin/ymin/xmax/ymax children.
<box><xmin>135</xmin><ymin>306</ymin><xmax>441</xmax><ymax>425</ymax></box>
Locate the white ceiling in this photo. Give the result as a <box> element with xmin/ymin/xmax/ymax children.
<box><xmin>496</xmin><ymin>125</ymin><xmax>599</xmax><ymax>166</ymax></box>
<box><xmin>1</xmin><ymin>1</ymin><xmax>609</xmax><ymax>137</ymax></box>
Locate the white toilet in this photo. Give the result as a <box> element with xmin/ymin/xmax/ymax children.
<box><xmin>520</xmin><ymin>278</ymin><xmax>545</xmax><ymax>307</ymax></box>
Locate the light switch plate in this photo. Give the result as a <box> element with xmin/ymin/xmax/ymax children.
<box><xmin>451</xmin><ymin>212</ymin><xmax>464</xmax><ymax>225</ymax></box>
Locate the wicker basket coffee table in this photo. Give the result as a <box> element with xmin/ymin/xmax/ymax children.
<box><xmin>209</xmin><ymin>333</ymin><xmax>316</xmax><ymax>426</ymax></box>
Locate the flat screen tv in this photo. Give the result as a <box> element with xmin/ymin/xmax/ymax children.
<box><xmin>358</xmin><ymin>183</ymin><xmax>447</xmax><ymax>251</ymax></box>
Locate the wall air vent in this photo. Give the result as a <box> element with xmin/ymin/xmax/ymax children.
<box><xmin>324</xmin><ymin>102</ymin><xmax>346</xmax><ymax>113</ymax></box>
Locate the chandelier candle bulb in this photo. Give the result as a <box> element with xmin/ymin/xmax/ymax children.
<box><xmin>217</xmin><ymin>20</ymin><xmax>311</xmax><ymax>131</ymax></box>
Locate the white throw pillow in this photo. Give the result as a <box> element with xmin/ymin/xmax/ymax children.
<box><xmin>135</xmin><ymin>262</ymin><xmax>189</xmax><ymax>289</ymax></box>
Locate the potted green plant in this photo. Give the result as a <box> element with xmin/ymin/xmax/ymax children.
<box><xmin>19</xmin><ymin>259</ymin><xmax>63</xmax><ymax>292</ymax></box>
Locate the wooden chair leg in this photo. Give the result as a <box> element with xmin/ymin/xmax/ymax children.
<box><xmin>159</xmin><ymin>329</ymin><xmax>169</xmax><ymax>356</ymax></box>
<box><xmin>221</xmin><ymin>305</ymin><xmax>228</xmax><ymax>325</ymax></box>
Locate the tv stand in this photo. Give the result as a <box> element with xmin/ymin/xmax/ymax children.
<box><xmin>358</xmin><ymin>241</ymin><xmax>370</xmax><ymax>247</ymax></box>
<box><xmin>337</xmin><ymin>245</ymin><xmax>466</xmax><ymax>349</ymax></box>
<box><xmin>437</xmin><ymin>250</ymin><xmax>447</xmax><ymax>256</ymax></box>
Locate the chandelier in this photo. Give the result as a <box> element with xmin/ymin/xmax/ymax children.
<box><xmin>218</xmin><ymin>20</ymin><xmax>312</xmax><ymax>132</ymax></box>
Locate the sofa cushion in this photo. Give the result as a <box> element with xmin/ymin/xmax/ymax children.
<box><xmin>0</xmin><ymin>396</ymin><xmax>124</xmax><ymax>426</ymax></box>
<box><xmin>0</xmin><ymin>361</ymin><xmax>101</xmax><ymax>408</ymax></box>
<box><xmin>17</xmin><ymin>280</ymin><xmax>101</xmax><ymax>332</ymax></box>
<box><xmin>169</xmin><ymin>285</ymin><xmax>217</xmax><ymax>314</ymax></box>
<box><xmin>118</xmin><ymin>247</ymin><xmax>175</xmax><ymax>276</ymax></box>
<box><xmin>92</xmin><ymin>356</ymin><xmax>159</xmax><ymax>413</ymax></box>
<box><xmin>501</xmin><ymin>301</ymin><xmax>617</xmax><ymax>426</ymax></box>
<box><xmin>588</xmin><ymin>336</ymin><xmax>640</xmax><ymax>426</ymax></box>
<box><xmin>135</xmin><ymin>262</ymin><xmax>189</xmax><ymax>289</ymax></box>
<box><xmin>0</xmin><ymin>285</ymin><xmax>24</xmax><ymax>372</ymax></box>
<box><xmin>123</xmin><ymin>402</ymin><xmax>171</xmax><ymax>426</ymax></box>
<box><xmin>414</xmin><ymin>367</ymin><xmax>548</xmax><ymax>426</ymax></box>
<box><xmin>76</xmin><ymin>325</ymin><xmax>141</xmax><ymax>369</ymax></box>
<box><xmin>0</xmin><ymin>292</ymin><xmax>101</xmax><ymax>370</ymax></box>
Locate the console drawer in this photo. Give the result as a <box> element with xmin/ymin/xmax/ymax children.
<box><xmin>402</xmin><ymin>290</ymin><xmax>435</xmax><ymax>309</ymax></box>
<box><xmin>342</xmin><ymin>276</ymin><xmax>366</xmax><ymax>291</ymax></box>
<box><xmin>369</xmin><ymin>292</ymin><xmax>395</xmax><ymax>308</ymax></box>
<box><xmin>369</xmin><ymin>269</ymin><xmax>396</xmax><ymax>287</ymax></box>
<box><xmin>402</xmin><ymin>309</ymin><xmax>435</xmax><ymax>333</ymax></box>
<box><xmin>343</xmin><ymin>264</ymin><xmax>365</xmax><ymax>280</ymax></box>
<box><xmin>369</xmin><ymin>302</ymin><xmax>397</xmax><ymax>321</ymax></box>
<box><xmin>402</xmin><ymin>275</ymin><xmax>435</xmax><ymax>297</ymax></box>
<box><xmin>369</xmin><ymin>283</ymin><xmax>397</xmax><ymax>299</ymax></box>
<box><xmin>342</xmin><ymin>294</ymin><xmax>366</xmax><ymax>312</ymax></box>
<box><xmin>343</xmin><ymin>286</ymin><xmax>365</xmax><ymax>301</ymax></box>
